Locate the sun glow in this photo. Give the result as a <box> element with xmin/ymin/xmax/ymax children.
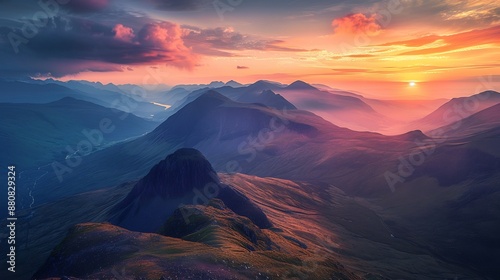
<box><xmin>409</xmin><ymin>81</ymin><xmax>416</xmax><ymax>87</ymax></box>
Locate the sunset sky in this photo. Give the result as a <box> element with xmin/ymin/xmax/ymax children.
<box><xmin>0</xmin><ymin>0</ymin><xmax>499</xmax><ymax>99</ymax></box>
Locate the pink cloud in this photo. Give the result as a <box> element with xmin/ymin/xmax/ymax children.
<box><xmin>66</xmin><ymin>0</ymin><xmax>109</xmax><ymax>13</ymax></box>
<box><xmin>332</xmin><ymin>13</ymin><xmax>382</xmax><ymax>35</ymax></box>
<box><xmin>137</xmin><ymin>22</ymin><xmax>197</xmax><ymax>69</ymax></box>
<box><xmin>0</xmin><ymin>17</ymin><xmax>198</xmax><ymax>77</ymax></box>
<box><xmin>113</xmin><ymin>24</ymin><xmax>135</xmax><ymax>42</ymax></box>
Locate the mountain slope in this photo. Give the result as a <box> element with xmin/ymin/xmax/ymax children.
<box><xmin>33</xmin><ymin>221</ymin><xmax>360</xmax><ymax>280</ymax></box>
<box><xmin>410</xmin><ymin>90</ymin><xmax>500</xmax><ymax>132</ymax></box>
<box><xmin>429</xmin><ymin>102</ymin><xmax>500</xmax><ymax>138</ymax></box>
<box><xmin>274</xmin><ymin>81</ymin><xmax>390</xmax><ymax>132</ymax></box>
<box><xmin>0</xmin><ymin>79</ymin><xmax>167</xmax><ymax>119</ymax></box>
<box><xmin>156</xmin><ymin>80</ymin><xmax>291</xmax><ymax>120</ymax></box>
<box><xmin>236</xmin><ymin>89</ymin><xmax>297</xmax><ymax>110</ymax></box>
<box><xmin>0</xmin><ymin>97</ymin><xmax>158</xmax><ymax>168</ymax></box>
<box><xmin>0</xmin><ymin>80</ymin><xmax>104</xmax><ymax>104</ymax></box>
<box><xmin>22</xmin><ymin>171</ymin><xmax>485</xmax><ymax>280</ymax></box>
<box><xmin>41</xmin><ymin>79</ymin><xmax>168</xmax><ymax>119</ymax></box>
<box><xmin>109</xmin><ymin>148</ymin><xmax>271</xmax><ymax>232</ymax></box>
<box><xmin>34</xmin><ymin>90</ymin><xmax>421</xmax><ymax>205</ymax></box>
<box><xmin>159</xmin><ymin>199</ymin><xmax>274</xmax><ymax>251</ymax></box>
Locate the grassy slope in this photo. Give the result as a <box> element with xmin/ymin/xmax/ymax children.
<box><xmin>223</xmin><ymin>174</ymin><xmax>484</xmax><ymax>279</ymax></box>
<box><xmin>35</xmin><ymin>222</ymin><xmax>358</xmax><ymax>280</ymax></box>
<box><xmin>4</xmin><ymin>172</ymin><xmax>486</xmax><ymax>279</ymax></box>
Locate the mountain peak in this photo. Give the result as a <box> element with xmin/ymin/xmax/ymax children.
<box><xmin>258</xmin><ymin>90</ymin><xmax>297</xmax><ymax>110</ymax></box>
<box><xmin>450</xmin><ymin>90</ymin><xmax>500</xmax><ymax>102</ymax></box>
<box><xmin>133</xmin><ymin>148</ymin><xmax>220</xmax><ymax>199</ymax></box>
<box><xmin>48</xmin><ymin>96</ymin><xmax>94</xmax><ymax>107</ymax></box>
<box><xmin>50</xmin><ymin>96</ymin><xmax>81</xmax><ymax>103</ymax></box>
<box><xmin>476</xmin><ymin>90</ymin><xmax>500</xmax><ymax>98</ymax></box>
<box><xmin>199</xmin><ymin>89</ymin><xmax>231</xmax><ymax>102</ymax></box>
<box><xmin>396</xmin><ymin>129</ymin><xmax>429</xmax><ymax>141</ymax></box>
<box><xmin>286</xmin><ymin>80</ymin><xmax>317</xmax><ymax>90</ymax></box>
<box><xmin>208</xmin><ymin>81</ymin><xmax>225</xmax><ymax>88</ymax></box>
<box><xmin>225</xmin><ymin>80</ymin><xmax>243</xmax><ymax>87</ymax></box>
<box><xmin>247</xmin><ymin>80</ymin><xmax>282</xmax><ymax>90</ymax></box>
<box><xmin>109</xmin><ymin>148</ymin><xmax>272</xmax><ymax>232</ymax></box>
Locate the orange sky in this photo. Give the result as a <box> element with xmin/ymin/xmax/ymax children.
<box><xmin>2</xmin><ymin>0</ymin><xmax>499</xmax><ymax>99</ymax></box>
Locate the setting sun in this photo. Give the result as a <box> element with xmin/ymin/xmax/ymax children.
<box><xmin>409</xmin><ymin>82</ymin><xmax>417</xmax><ymax>87</ymax></box>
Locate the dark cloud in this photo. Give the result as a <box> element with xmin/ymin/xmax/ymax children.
<box><xmin>65</xmin><ymin>0</ymin><xmax>110</xmax><ymax>13</ymax></box>
<box><xmin>0</xmin><ymin>5</ymin><xmax>307</xmax><ymax>79</ymax></box>
<box><xmin>183</xmin><ymin>26</ymin><xmax>307</xmax><ymax>56</ymax></box>
<box><xmin>147</xmin><ymin>0</ymin><xmax>211</xmax><ymax>11</ymax></box>
<box><xmin>0</xmin><ymin>16</ymin><xmax>196</xmax><ymax>77</ymax></box>
<box><xmin>237</xmin><ymin>65</ymin><xmax>249</xmax><ymax>69</ymax></box>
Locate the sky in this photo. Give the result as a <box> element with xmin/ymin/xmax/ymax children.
<box><xmin>0</xmin><ymin>0</ymin><xmax>499</xmax><ymax>99</ymax></box>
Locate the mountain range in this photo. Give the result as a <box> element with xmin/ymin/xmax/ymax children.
<box><xmin>0</xmin><ymin>79</ymin><xmax>167</xmax><ymax>119</ymax></box>
<box><xmin>0</xmin><ymin>79</ymin><xmax>499</xmax><ymax>280</ymax></box>
<box><xmin>0</xmin><ymin>97</ymin><xmax>157</xmax><ymax>169</ymax></box>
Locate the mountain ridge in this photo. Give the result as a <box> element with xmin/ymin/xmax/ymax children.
<box><xmin>109</xmin><ymin>148</ymin><xmax>272</xmax><ymax>232</ymax></box>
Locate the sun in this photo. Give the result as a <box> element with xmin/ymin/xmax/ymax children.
<box><xmin>409</xmin><ymin>81</ymin><xmax>416</xmax><ymax>87</ymax></box>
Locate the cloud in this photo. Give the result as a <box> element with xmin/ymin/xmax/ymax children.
<box><xmin>379</xmin><ymin>35</ymin><xmax>442</xmax><ymax>48</ymax></box>
<box><xmin>332</xmin><ymin>13</ymin><xmax>382</xmax><ymax>35</ymax></box>
<box><xmin>0</xmin><ymin>17</ymin><xmax>197</xmax><ymax>77</ymax></box>
<box><xmin>147</xmin><ymin>0</ymin><xmax>211</xmax><ymax>11</ymax></box>
<box><xmin>369</xmin><ymin>0</ymin><xmax>500</xmax><ymax>31</ymax></box>
<box><xmin>380</xmin><ymin>25</ymin><xmax>500</xmax><ymax>56</ymax></box>
<box><xmin>182</xmin><ymin>26</ymin><xmax>308</xmax><ymax>56</ymax></box>
<box><xmin>113</xmin><ymin>24</ymin><xmax>134</xmax><ymax>42</ymax></box>
<box><xmin>439</xmin><ymin>0</ymin><xmax>500</xmax><ymax>26</ymax></box>
<box><xmin>136</xmin><ymin>22</ymin><xmax>197</xmax><ymax>68</ymax></box>
<box><xmin>65</xmin><ymin>0</ymin><xmax>110</xmax><ymax>13</ymax></box>
<box><xmin>331</xmin><ymin>53</ymin><xmax>376</xmax><ymax>60</ymax></box>
<box><xmin>237</xmin><ymin>65</ymin><xmax>249</xmax><ymax>69</ymax></box>
<box><xmin>331</xmin><ymin>68</ymin><xmax>368</xmax><ymax>73</ymax></box>
<box><xmin>0</xmin><ymin>8</ymin><xmax>307</xmax><ymax>79</ymax></box>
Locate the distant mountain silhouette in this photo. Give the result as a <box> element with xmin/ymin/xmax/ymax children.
<box><xmin>0</xmin><ymin>79</ymin><xmax>166</xmax><ymax>119</ymax></box>
<box><xmin>168</xmin><ymin>80</ymin><xmax>244</xmax><ymax>93</ymax></box>
<box><xmin>0</xmin><ymin>97</ymin><xmax>157</xmax><ymax>169</ymax></box>
<box><xmin>34</xmin><ymin>89</ymin><xmax>424</xmax><ymax>205</ymax></box>
<box><xmin>225</xmin><ymin>80</ymin><xmax>244</xmax><ymax>88</ymax></box>
<box><xmin>236</xmin><ymin>89</ymin><xmax>297</xmax><ymax>110</ymax></box>
<box><xmin>412</xmin><ymin>90</ymin><xmax>500</xmax><ymax>132</ymax></box>
<box><xmin>245</xmin><ymin>80</ymin><xmax>283</xmax><ymax>92</ymax></box>
<box><xmin>285</xmin><ymin>80</ymin><xmax>318</xmax><ymax>90</ymax></box>
<box><xmin>0</xmin><ymin>80</ymin><xmax>103</xmax><ymax>104</ymax></box>
<box><xmin>275</xmin><ymin>80</ymin><xmax>390</xmax><ymax>132</ymax></box>
<box><xmin>430</xmin><ymin>102</ymin><xmax>500</xmax><ymax>138</ymax></box>
<box><xmin>160</xmin><ymin>81</ymin><xmax>290</xmax><ymax>119</ymax></box>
